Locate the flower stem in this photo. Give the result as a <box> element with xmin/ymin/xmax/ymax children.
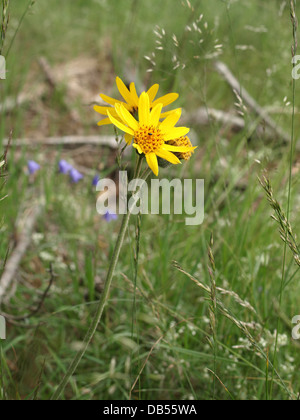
<box><xmin>51</xmin><ymin>156</ymin><xmax>144</xmax><ymax>400</ymax></box>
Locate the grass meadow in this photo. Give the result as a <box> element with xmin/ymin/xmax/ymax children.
<box><xmin>0</xmin><ymin>0</ymin><xmax>300</xmax><ymax>400</ymax></box>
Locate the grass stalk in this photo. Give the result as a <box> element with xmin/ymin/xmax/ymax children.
<box><xmin>270</xmin><ymin>0</ymin><xmax>298</xmax><ymax>398</ymax></box>
<box><xmin>51</xmin><ymin>156</ymin><xmax>144</xmax><ymax>400</ymax></box>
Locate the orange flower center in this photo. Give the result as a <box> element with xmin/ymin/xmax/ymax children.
<box><xmin>134</xmin><ymin>125</ymin><xmax>164</xmax><ymax>154</ymax></box>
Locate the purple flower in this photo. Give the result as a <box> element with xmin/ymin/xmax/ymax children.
<box><xmin>28</xmin><ymin>160</ymin><xmax>40</xmax><ymax>175</ymax></box>
<box><xmin>103</xmin><ymin>211</ymin><xmax>118</xmax><ymax>222</ymax></box>
<box><xmin>69</xmin><ymin>168</ymin><xmax>84</xmax><ymax>183</ymax></box>
<box><xmin>59</xmin><ymin>160</ymin><xmax>73</xmax><ymax>174</ymax></box>
<box><xmin>92</xmin><ymin>174</ymin><xmax>100</xmax><ymax>187</ymax></box>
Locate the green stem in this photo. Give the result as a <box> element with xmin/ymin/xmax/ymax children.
<box><xmin>51</xmin><ymin>156</ymin><xmax>144</xmax><ymax>400</ymax></box>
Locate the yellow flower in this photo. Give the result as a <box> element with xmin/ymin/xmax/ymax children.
<box><xmin>167</xmin><ymin>137</ymin><xmax>195</xmax><ymax>161</ymax></box>
<box><xmin>94</xmin><ymin>77</ymin><xmax>180</xmax><ymax>127</ymax></box>
<box><xmin>106</xmin><ymin>92</ymin><xmax>196</xmax><ymax>176</ymax></box>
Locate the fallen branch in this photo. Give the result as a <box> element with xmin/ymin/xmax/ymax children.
<box><xmin>38</xmin><ymin>57</ymin><xmax>56</xmax><ymax>90</ymax></box>
<box><xmin>214</xmin><ymin>60</ymin><xmax>292</xmax><ymax>145</ymax></box>
<box><xmin>0</xmin><ymin>200</ymin><xmax>44</xmax><ymax>305</ymax></box>
<box><xmin>2</xmin><ymin>134</ymin><xmax>120</xmax><ymax>148</ymax></box>
<box><xmin>182</xmin><ymin>106</ymin><xmax>276</xmax><ymax>140</ymax></box>
<box><xmin>181</xmin><ymin>107</ymin><xmax>245</xmax><ymax>128</ymax></box>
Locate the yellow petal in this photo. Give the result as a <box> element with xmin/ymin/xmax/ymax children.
<box><xmin>116</xmin><ymin>77</ymin><xmax>134</xmax><ymax>106</ymax></box>
<box><xmin>159</xmin><ymin>109</ymin><xmax>182</xmax><ymax>133</ymax></box>
<box><xmin>129</xmin><ymin>82</ymin><xmax>139</xmax><ymax>107</ymax></box>
<box><xmin>149</xmin><ymin>103</ymin><xmax>163</xmax><ymax>127</ymax></box>
<box><xmin>152</xmin><ymin>92</ymin><xmax>179</xmax><ymax>108</ymax></box>
<box><xmin>146</xmin><ymin>152</ymin><xmax>159</xmax><ymax>176</ymax></box>
<box><xmin>117</xmin><ymin>104</ymin><xmax>139</xmax><ymax>131</ymax></box>
<box><xmin>100</xmin><ymin>93</ymin><xmax>122</xmax><ymax>106</ymax></box>
<box><xmin>114</xmin><ymin>105</ymin><xmax>132</xmax><ymax>126</ymax></box>
<box><xmin>160</xmin><ymin>108</ymin><xmax>181</xmax><ymax>119</ymax></box>
<box><xmin>97</xmin><ymin>117</ymin><xmax>112</xmax><ymax>127</ymax></box>
<box><xmin>125</xmin><ymin>133</ymin><xmax>133</xmax><ymax>145</ymax></box>
<box><xmin>163</xmin><ymin>144</ymin><xmax>197</xmax><ymax>153</ymax></box>
<box><xmin>94</xmin><ymin>105</ymin><xmax>112</xmax><ymax>116</ymax></box>
<box><xmin>156</xmin><ymin>149</ymin><xmax>181</xmax><ymax>165</ymax></box>
<box><xmin>107</xmin><ymin>111</ymin><xmax>135</xmax><ymax>135</ymax></box>
<box><xmin>164</xmin><ymin>127</ymin><xmax>190</xmax><ymax>141</ymax></box>
<box><xmin>114</xmin><ymin>103</ymin><xmax>123</xmax><ymax>120</ymax></box>
<box><xmin>133</xmin><ymin>143</ymin><xmax>143</xmax><ymax>154</ymax></box>
<box><xmin>147</xmin><ymin>84</ymin><xmax>159</xmax><ymax>103</ymax></box>
<box><xmin>138</xmin><ymin>92</ymin><xmax>150</xmax><ymax>126</ymax></box>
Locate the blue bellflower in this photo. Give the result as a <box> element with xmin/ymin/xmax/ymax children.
<box><xmin>69</xmin><ymin>168</ymin><xmax>84</xmax><ymax>183</ymax></box>
<box><xmin>92</xmin><ymin>174</ymin><xmax>100</xmax><ymax>186</ymax></box>
<box><xmin>103</xmin><ymin>211</ymin><xmax>118</xmax><ymax>222</ymax></box>
<box><xmin>28</xmin><ymin>160</ymin><xmax>40</xmax><ymax>175</ymax></box>
<box><xmin>59</xmin><ymin>160</ymin><xmax>73</xmax><ymax>174</ymax></box>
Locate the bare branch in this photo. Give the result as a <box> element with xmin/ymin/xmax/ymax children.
<box><xmin>214</xmin><ymin>60</ymin><xmax>292</xmax><ymax>145</ymax></box>
<box><xmin>0</xmin><ymin>200</ymin><xmax>44</xmax><ymax>305</ymax></box>
<box><xmin>2</xmin><ymin>135</ymin><xmax>120</xmax><ymax>148</ymax></box>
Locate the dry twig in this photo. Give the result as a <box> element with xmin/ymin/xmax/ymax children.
<box><xmin>214</xmin><ymin>60</ymin><xmax>292</xmax><ymax>145</ymax></box>
<box><xmin>0</xmin><ymin>200</ymin><xmax>44</xmax><ymax>305</ymax></box>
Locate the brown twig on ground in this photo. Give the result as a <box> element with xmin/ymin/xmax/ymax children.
<box><xmin>38</xmin><ymin>57</ymin><xmax>56</xmax><ymax>90</ymax></box>
<box><xmin>2</xmin><ymin>134</ymin><xmax>119</xmax><ymax>148</ymax></box>
<box><xmin>0</xmin><ymin>200</ymin><xmax>44</xmax><ymax>305</ymax></box>
<box><xmin>182</xmin><ymin>106</ymin><xmax>246</xmax><ymax>128</ymax></box>
<box><xmin>214</xmin><ymin>60</ymin><xmax>292</xmax><ymax>145</ymax></box>
<box><xmin>182</xmin><ymin>106</ymin><xmax>277</xmax><ymax>140</ymax></box>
